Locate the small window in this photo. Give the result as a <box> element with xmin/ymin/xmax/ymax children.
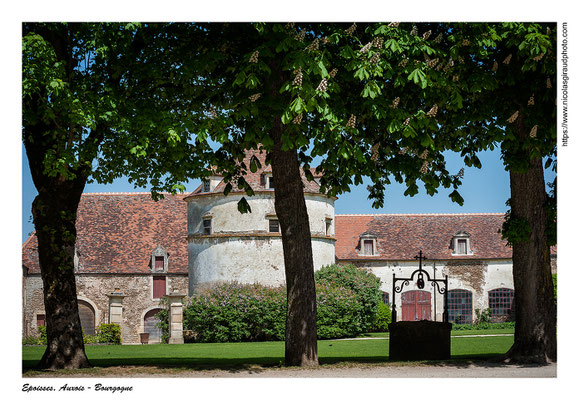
<box><xmin>202</xmin><ymin>180</ymin><xmax>211</xmax><ymax>192</ymax></box>
<box><xmin>154</xmin><ymin>256</ymin><xmax>164</xmax><ymax>271</ymax></box>
<box><xmin>363</xmin><ymin>239</ymin><xmax>374</xmax><ymax>255</ymax></box>
<box><xmin>382</xmin><ymin>292</ymin><xmax>390</xmax><ymax>305</ymax></box>
<box><xmin>36</xmin><ymin>314</ymin><xmax>45</xmax><ymax>327</ymax></box>
<box><xmin>267</xmin><ymin>176</ymin><xmax>274</xmax><ymax>189</ymax></box>
<box><xmin>452</xmin><ymin>231</ymin><xmax>472</xmax><ymax>255</ymax></box>
<box><xmin>203</xmin><ymin>218</ymin><xmax>212</xmax><ymax>235</ymax></box>
<box><xmin>325</xmin><ymin>219</ymin><xmax>332</xmax><ymax>235</ymax></box>
<box><xmin>269</xmin><ymin>219</ymin><xmax>280</xmax><ymax>233</ymax></box>
<box><xmin>153</xmin><ymin>276</ymin><xmax>166</xmax><ymax>299</ymax></box>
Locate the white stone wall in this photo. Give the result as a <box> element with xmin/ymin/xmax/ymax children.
<box><xmin>344</xmin><ymin>259</ymin><xmax>514</xmax><ymax>322</ymax></box>
<box><xmin>187</xmin><ymin>192</ymin><xmax>335</xmax><ymax>236</ymax></box>
<box><xmin>187</xmin><ymin>192</ymin><xmax>335</xmax><ymax>293</ymax></box>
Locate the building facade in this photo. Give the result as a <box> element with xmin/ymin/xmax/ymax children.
<box><xmin>21</xmin><ymin>150</ymin><xmax>556</xmax><ymax>343</ymax></box>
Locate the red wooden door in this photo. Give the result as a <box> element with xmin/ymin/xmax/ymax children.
<box><xmin>401</xmin><ymin>290</ymin><xmax>431</xmax><ymax>321</ymax></box>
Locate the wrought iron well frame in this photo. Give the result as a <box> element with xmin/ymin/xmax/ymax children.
<box><xmin>391</xmin><ymin>250</ymin><xmax>449</xmax><ymax>323</ymax></box>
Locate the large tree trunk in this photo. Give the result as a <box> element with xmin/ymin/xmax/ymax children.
<box><xmin>32</xmin><ymin>184</ymin><xmax>92</xmax><ymax>370</ymax></box>
<box><xmin>24</xmin><ymin>93</ymin><xmax>92</xmax><ymax>369</ymax></box>
<box><xmin>270</xmin><ymin>120</ymin><xmax>319</xmax><ymax>367</ymax></box>
<box><xmin>505</xmin><ymin>123</ymin><xmax>557</xmax><ymax>363</ymax></box>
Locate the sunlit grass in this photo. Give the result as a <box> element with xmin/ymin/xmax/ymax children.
<box><xmin>23</xmin><ymin>330</ymin><xmax>514</xmax><ymax>371</ymax></box>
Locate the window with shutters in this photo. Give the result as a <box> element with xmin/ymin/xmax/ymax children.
<box><xmin>154</xmin><ymin>256</ymin><xmax>164</xmax><ymax>271</ymax></box>
<box><xmin>153</xmin><ymin>276</ymin><xmax>166</xmax><ymax>299</ymax></box>
<box><xmin>151</xmin><ymin>245</ymin><xmax>168</xmax><ymax>272</ymax></box>
<box><xmin>359</xmin><ymin>231</ymin><xmax>378</xmax><ymax>256</ymax></box>
<box><xmin>363</xmin><ymin>240</ymin><xmax>374</xmax><ymax>255</ymax></box>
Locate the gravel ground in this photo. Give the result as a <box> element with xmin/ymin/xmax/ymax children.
<box><xmin>24</xmin><ymin>362</ymin><xmax>556</xmax><ymax>378</ymax></box>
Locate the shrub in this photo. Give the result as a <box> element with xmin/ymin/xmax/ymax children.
<box><xmin>97</xmin><ymin>323</ymin><xmax>122</xmax><ymax>344</ymax></box>
<box><xmin>22</xmin><ymin>335</ymin><xmax>43</xmax><ymax>345</ymax></box>
<box><xmin>315</xmin><ymin>264</ymin><xmax>382</xmax><ymax>332</ymax></box>
<box><xmin>83</xmin><ymin>333</ymin><xmax>99</xmax><ymax>344</ymax></box>
<box><xmin>183</xmin><ymin>282</ymin><xmax>286</xmax><ymax>343</ymax></box>
<box><xmin>155</xmin><ymin>308</ymin><xmax>170</xmax><ymax>344</ymax></box>
<box><xmin>316</xmin><ymin>283</ymin><xmax>364</xmax><ymax>339</ymax></box>
<box><xmin>38</xmin><ymin>325</ymin><xmax>47</xmax><ymax>345</ymax></box>
<box><xmin>451</xmin><ymin>321</ymin><xmax>515</xmax><ymax>331</ymax></box>
<box><xmin>370</xmin><ymin>302</ymin><xmax>392</xmax><ymax>332</ymax></box>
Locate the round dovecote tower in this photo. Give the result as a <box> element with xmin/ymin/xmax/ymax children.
<box><xmin>184</xmin><ymin>148</ymin><xmax>336</xmax><ymax>294</ymax></box>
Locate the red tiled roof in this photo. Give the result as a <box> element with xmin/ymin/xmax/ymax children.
<box><xmin>335</xmin><ymin>213</ymin><xmax>514</xmax><ymax>261</ymax></box>
<box><xmin>22</xmin><ymin>193</ymin><xmax>188</xmax><ymax>274</ymax></box>
<box><xmin>185</xmin><ymin>147</ymin><xmax>323</xmax><ymax>198</ymax></box>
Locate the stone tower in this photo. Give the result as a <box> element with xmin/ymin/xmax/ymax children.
<box><xmin>185</xmin><ymin>148</ymin><xmax>335</xmax><ymax>293</ymax></box>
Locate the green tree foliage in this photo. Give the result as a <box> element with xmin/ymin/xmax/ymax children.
<box><xmin>22</xmin><ymin>23</ymin><xmax>214</xmax><ymax>369</ymax></box>
<box><xmin>23</xmin><ymin>22</ymin><xmax>556</xmax><ymax>366</ymax></box>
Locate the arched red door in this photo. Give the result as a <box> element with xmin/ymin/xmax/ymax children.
<box><xmin>401</xmin><ymin>290</ymin><xmax>431</xmax><ymax>321</ymax></box>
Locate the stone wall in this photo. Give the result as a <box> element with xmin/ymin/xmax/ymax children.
<box><xmin>23</xmin><ymin>274</ymin><xmax>188</xmax><ymax>344</ymax></box>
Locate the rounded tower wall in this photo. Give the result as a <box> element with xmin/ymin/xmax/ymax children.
<box><xmin>187</xmin><ymin>192</ymin><xmax>335</xmax><ymax>294</ymax></box>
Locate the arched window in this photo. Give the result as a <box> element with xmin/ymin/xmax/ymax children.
<box><xmin>78</xmin><ymin>300</ymin><xmax>96</xmax><ymax>335</ymax></box>
<box><xmin>488</xmin><ymin>288</ymin><xmax>515</xmax><ymax>321</ymax></box>
<box><xmin>448</xmin><ymin>289</ymin><xmax>473</xmax><ymax>324</ymax></box>
<box><xmin>144</xmin><ymin>309</ymin><xmax>163</xmax><ymax>342</ymax></box>
<box><xmin>381</xmin><ymin>291</ymin><xmax>390</xmax><ymax>305</ymax></box>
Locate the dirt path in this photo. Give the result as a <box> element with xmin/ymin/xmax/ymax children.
<box><xmin>24</xmin><ymin>362</ymin><xmax>556</xmax><ymax>378</ymax></box>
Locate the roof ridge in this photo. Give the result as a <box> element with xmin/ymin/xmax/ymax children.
<box><xmin>81</xmin><ymin>192</ymin><xmax>187</xmax><ymax>196</ymax></box>
<box><xmin>336</xmin><ymin>212</ymin><xmax>505</xmax><ymax>216</ymax></box>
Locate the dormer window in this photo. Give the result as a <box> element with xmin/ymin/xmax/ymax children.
<box><xmin>267</xmin><ymin>176</ymin><xmax>274</xmax><ymax>190</ymax></box>
<box><xmin>202</xmin><ymin>180</ymin><xmax>211</xmax><ymax>193</ymax></box>
<box><xmin>452</xmin><ymin>231</ymin><xmax>473</xmax><ymax>255</ymax></box>
<box><xmin>151</xmin><ymin>245</ymin><xmax>168</xmax><ymax>272</ymax></box>
<box><xmin>359</xmin><ymin>232</ymin><xmax>378</xmax><ymax>256</ymax></box>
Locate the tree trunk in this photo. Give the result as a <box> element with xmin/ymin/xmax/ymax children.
<box><xmin>505</xmin><ymin>124</ymin><xmax>557</xmax><ymax>363</ymax></box>
<box><xmin>32</xmin><ymin>181</ymin><xmax>92</xmax><ymax>370</ymax></box>
<box><xmin>270</xmin><ymin>120</ymin><xmax>319</xmax><ymax>367</ymax></box>
<box><xmin>24</xmin><ymin>99</ymin><xmax>92</xmax><ymax>369</ymax></box>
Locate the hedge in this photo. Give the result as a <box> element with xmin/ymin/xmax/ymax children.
<box><xmin>180</xmin><ymin>265</ymin><xmax>383</xmax><ymax>342</ymax></box>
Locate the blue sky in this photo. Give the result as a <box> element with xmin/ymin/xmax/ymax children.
<box><xmin>21</xmin><ymin>143</ymin><xmax>556</xmax><ymax>242</ymax></box>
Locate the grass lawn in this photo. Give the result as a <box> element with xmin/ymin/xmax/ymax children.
<box><xmin>362</xmin><ymin>328</ymin><xmax>515</xmax><ymax>338</ymax></box>
<box><xmin>22</xmin><ymin>331</ymin><xmax>514</xmax><ymax>373</ymax></box>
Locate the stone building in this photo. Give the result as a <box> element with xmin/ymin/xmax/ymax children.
<box><xmin>334</xmin><ymin>213</ymin><xmax>557</xmax><ymax>323</ymax></box>
<box><xmin>21</xmin><ymin>149</ymin><xmax>556</xmax><ymax>343</ymax></box>
<box><xmin>22</xmin><ymin>193</ymin><xmax>189</xmax><ymax>344</ymax></box>
<box><xmin>185</xmin><ymin>149</ymin><xmax>335</xmax><ymax>291</ymax></box>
